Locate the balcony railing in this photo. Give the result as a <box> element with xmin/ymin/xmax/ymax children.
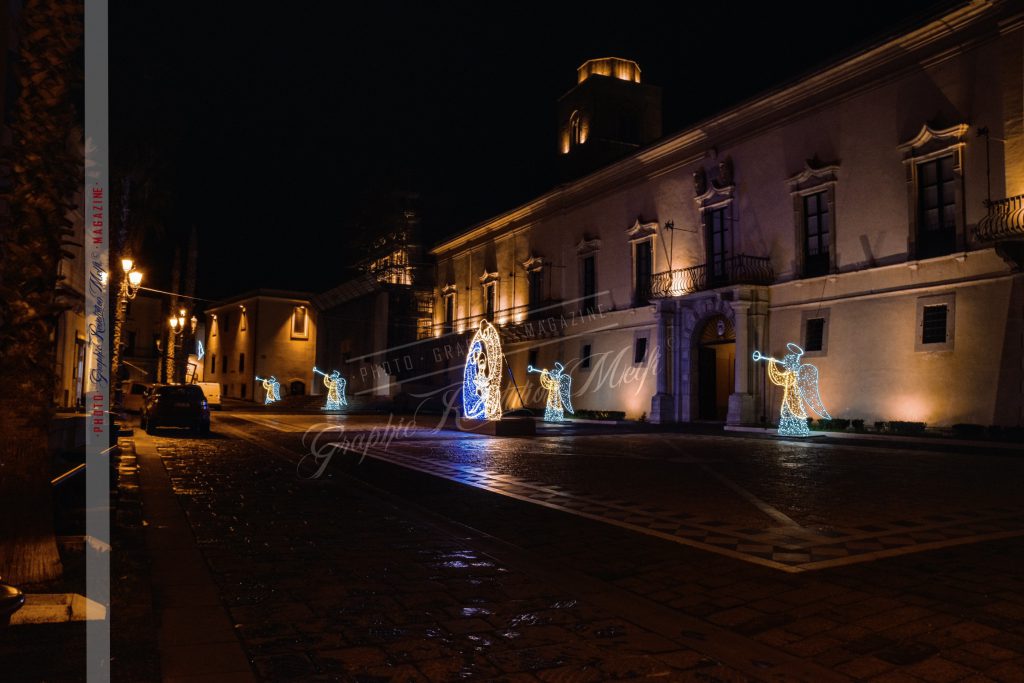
<box><xmin>975</xmin><ymin>194</ymin><xmax>1024</xmax><ymax>241</ymax></box>
<box><xmin>650</xmin><ymin>254</ymin><xmax>774</xmax><ymax>298</ymax></box>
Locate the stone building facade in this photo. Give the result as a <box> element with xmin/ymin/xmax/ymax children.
<box><xmin>430</xmin><ymin>2</ymin><xmax>1024</xmax><ymax>427</ymax></box>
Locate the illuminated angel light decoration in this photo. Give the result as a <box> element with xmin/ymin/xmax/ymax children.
<box><xmin>256</xmin><ymin>375</ymin><xmax>281</xmax><ymax>404</ymax></box>
<box><xmin>462</xmin><ymin>320</ymin><xmax>503</xmax><ymax>420</ymax></box>
<box><xmin>753</xmin><ymin>343</ymin><xmax>830</xmax><ymax>436</ymax></box>
<box><xmin>313</xmin><ymin>366</ymin><xmax>347</xmax><ymax>410</ymax></box>
<box><xmin>528</xmin><ymin>362</ymin><xmax>574</xmax><ymax>422</ymax></box>
<box><xmin>196</xmin><ymin>339</ymin><xmax>205</xmax><ymax>361</ymax></box>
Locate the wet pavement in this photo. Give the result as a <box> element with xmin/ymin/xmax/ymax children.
<box><xmin>133</xmin><ymin>414</ymin><xmax>1024</xmax><ymax>681</ymax></box>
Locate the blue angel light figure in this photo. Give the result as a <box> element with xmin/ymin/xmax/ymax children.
<box><xmin>752</xmin><ymin>343</ymin><xmax>830</xmax><ymax>436</ymax></box>
<box><xmin>257</xmin><ymin>375</ymin><xmax>281</xmax><ymax>404</ymax></box>
<box><xmin>463</xmin><ymin>320</ymin><xmax>503</xmax><ymax>420</ymax></box>
<box><xmin>528</xmin><ymin>361</ymin><xmax>574</xmax><ymax>422</ymax></box>
<box><xmin>313</xmin><ymin>366</ymin><xmax>347</xmax><ymax>411</ymax></box>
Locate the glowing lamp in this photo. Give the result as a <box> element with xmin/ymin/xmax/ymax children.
<box><xmin>121</xmin><ymin>257</ymin><xmax>134</xmax><ymax>273</ymax></box>
<box><xmin>128</xmin><ymin>270</ymin><xmax>143</xmax><ymax>287</ymax></box>
<box><xmin>169</xmin><ymin>316</ymin><xmax>180</xmax><ymax>331</ymax></box>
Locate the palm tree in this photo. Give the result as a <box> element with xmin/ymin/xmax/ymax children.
<box><xmin>0</xmin><ymin>0</ymin><xmax>84</xmax><ymax>584</ymax></box>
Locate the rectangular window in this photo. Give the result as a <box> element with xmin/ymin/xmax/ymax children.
<box><xmin>292</xmin><ymin>306</ymin><xmax>309</xmax><ymax>339</ymax></box>
<box><xmin>581</xmin><ymin>254</ymin><xmax>597</xmax><ymax>313</ymax></box>
<box><xmin>210</xmin><ymin>353</ymin><xmax>216</xmax><ymax>375</ymax></box>
<box><xmin>805</xmin><ymin>318</ymin><xmax>825</xmax><ymax>352</ymax></box>
<box><xmin>633</xmin><ymin>241</ymin><xmax>652</xmax><ymax>305</ymax></box>
<box><xmin>581</xmin><ymin>343</ymin><xmax>592</xmax><ymax>369</ymax></box>
<box><xmin>528</xmin><ymin>348</ymin><xmax>538</xmax><ymax>369</ymax></box>
<box><xmin>922</xmin><ymin>305</ymin><xmax>948</xmax><ymax>344</ymax></box>
<box><xmin>240</xmin><ymin>312</ymin><xmax>247</xmax><ymax>332</ymax></box>
<box><xmin>706</xmin><ymin>207</ymin><xmax>729</xmax><ymax>283</ymax></box>
<box><xmin>634</xmin><ymin>336</ymin><xmax>648</xmax><ymax>364</ymax></box>
<box><xmin>528</xmin><ymin>269</ymin><xmax>544</xmax><ymax>311</ymax></box>
<box><xmin>221</xmin><ymin>355</ymin><xmax>227</xmax><ymax>373</ymax></box>
<box><xmin>211</xmin><ymin>317</ymin><xmax>217</xmax><ymax>336</ymax></box>
<box><xmin>443</xmin><ymin>293</ymin><xmax>454</xmax><ymax>333</ymax></box>
<box><xmin>484</xmin><ymin>283</ymin><xmax>495</xmax><ymax>321</ymax></box>
<box><xmin>238</xmin><ymin>352</ymin><xmax>245</xmax><ymax>373</ymax></box>
<box><xmin>803</xmin><ymin>191</ymin><xmax>830</xmax><ymax>277</ymax></box>
<box><xmin>241</xmin><ymin>383</ymin><xmax>247</xmax><ymax>399</ymax></box>
<box><xmin>917</xmin><ymin>155</ymin><xmax>956</xmax><ymax>258</ymax></box>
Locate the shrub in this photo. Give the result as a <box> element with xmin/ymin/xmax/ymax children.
<box><xmin>815</xmin><ymin>418</ymin><xmax>851</xmax><ymax>432</ymax></box>
<box><xmin>851</xmin><ymin>419</ymin><xmax>865</xmax><ymax>432</ymax></box>
<box><xmin>888</xmin><ymin>421</ymin><xmax>926</xmax><ymax>436</ymax></box>
<box><xmin>874</xmin><ymin>421</ymin><xmax>887</xmax><ymax>433</ymax></box>
<box><xmin>572</xmin><ymin>409</ymin><xmax>626</xmax><ymax>421</ymax></box>
<box><xmin>952</xmin><ymin>423</ymin><xmax>986</xmax><ymax>439</ymax></box>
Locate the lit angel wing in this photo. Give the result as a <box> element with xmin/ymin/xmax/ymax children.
<box><xmin>796</xmin><ymin>363</ymin><xmax>830</xmax><ymax>419</ymax></box>
<box><xmin>338</xmin><ymin>376</ymin><xmax>348</xmax><ymax>406</ymax></box>
<box><xmin>559</xmin><ymin>373</ymin><xmax>574</xmax><ymax>414</ymax></box>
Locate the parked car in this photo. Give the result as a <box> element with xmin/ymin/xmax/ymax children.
<box><xmin>120</xmin><ymin>381</ymin><xmax>150</xmax><ymax>414</ymax></box>
<box><xmin>141</xmin><ymin>384</ymin><xmax>211</xmax><ymax>435</ymax></box>
<box><xmin>194</xmin><ymin>382</ymin><xmax>222</xmax><ymax>409</ymax></box>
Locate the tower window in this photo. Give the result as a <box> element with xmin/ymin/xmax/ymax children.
<box><xmin>917</xmin><ymin>155</ymin><xmax>956</xmax><ymax>258</ymax></box>
<box><xmin>570</xmin><ymin>111</ymin><xmax>585</xmax><ymax>145</ymax></box>
<box><xmin>922</xmin><ymin>305</ymin><xmax>948</xmax><ymax>344</ymax></box>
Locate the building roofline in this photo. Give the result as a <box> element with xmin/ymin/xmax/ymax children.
<box><xmin>430</xmin><ymin>0</ymin><xmax>1014</xmax><ymax>257</ymax></box>
<box><xmin>205</xmin><ymin>289</ymin><xmax>314</xmax><ymax>312</ymax></box>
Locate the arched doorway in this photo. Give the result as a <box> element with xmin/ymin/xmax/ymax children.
<box><xmin>696</xmin><ymin>314</ymin><xmax>735</xmax><ymax>420</ymax></box>
<box><xmin>289</xmin><ymin>380</ymin><xmax>306</xmax><ymax>396</ymax></box>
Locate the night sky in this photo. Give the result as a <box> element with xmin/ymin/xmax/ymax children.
<box><xmin>111</xmin><ymin>1</ymin><xmax>958</xmax><ymax>301</ymax></box>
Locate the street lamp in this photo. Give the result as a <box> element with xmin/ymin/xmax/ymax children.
<box><xmin>166</xmin><ymin>308</ymin><xmax>197</xmax><ymax>383</ymax></box>
<box><xmin>112</xmin><ymin>256</ymin><xmax>143</xmax><ymax>405</ymax></box>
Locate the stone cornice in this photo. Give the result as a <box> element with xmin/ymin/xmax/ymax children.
<box><xmin>429</xmin><ymin>1</ymin><xmax>1004</xmax><ymax>257</ymax></box>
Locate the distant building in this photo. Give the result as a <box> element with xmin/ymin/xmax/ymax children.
<box><xmin>119</xmin><ymin>293</ymin><xmax>164</xmax><ymax>384</ymax></box>
<box><xmin>431</xmin><ymin>1</ymin><xmax>1024</xmax><ymax>428</ymax></box>
<box><xmin>203</xmin><ymin>291</ymin><xmax>317</xmax><ymax>403</ymax></box>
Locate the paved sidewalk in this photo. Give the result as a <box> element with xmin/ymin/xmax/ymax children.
<box><xmin>135</xmin><ymin>436</ymin><xmax>255</xmax><ymax>682</ymax></box>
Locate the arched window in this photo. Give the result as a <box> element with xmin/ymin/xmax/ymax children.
<box><xmin>570</xmin><ymin>111</ymin><xmax>583</xmax><ymax>146</ymax></box>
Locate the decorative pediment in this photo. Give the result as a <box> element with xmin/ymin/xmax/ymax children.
<box><xmin>625</xmin><ymin>218</ymin><xmax>658</xmax><ymax>242</ymax></box>
<box><xmin>441</xmin><ymin>282</ymin><xmax>457</xmax><ymax>295</ymax></box>
<box><xmin>695</xmin><ymin>156</ymin><xmax>736</xmax><ymax>205</ymax></box>
<box><xmin>788</xmin><ymin>157</ymin><xmax>840</xmax><ymax>193</ymax></box>
<box><xmin>575</xmin><ymin>236</ymin><xmax>602</xmax><ymax>254</ymax></box>
<box><xmin>520</xmin><ymin>255</ymin><xmax>546</xmax><ymax>271</ymax></box>
<box><xmin>898</xmin><ymin>123</ymin><xmax>969</xmax><ymax>156</ymax></box>
<box><xmin>478</xmin><ymin>269</ymin><xmax>499</xmax><ymax>284</ymax></box>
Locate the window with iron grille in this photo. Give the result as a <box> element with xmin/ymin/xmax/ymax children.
<box><xmin>922</xmin><ymin>305</ymin><xmax>948</xmax><ymax>344</ymax></box>
<box><xmin>581</xmin><ymin>343</ymin><xmax>592</xmax><ymax>369</ymax></box>
<box><xmin>443</xmin><ymin>293</ymin><xmax>454</xmax><ymax>333</ymax></box>
<box><xmin>805</xmin><ymin>317</ymin><xmax>825</xmax><ymax>352</ymax></box>
<box><xmin>484</xmin><ymin>283</ymin><xmax>495</xmax><ymax>321</ymax></box>
<box><xmin>634</xmin><ymin>336</ymin><xmax>648</xmax><ymax>364</ymax></box>
<box><xmin>239</xmin><ymin>353</ymin><xmax>245</xmax><ymax>373</ymax></box>
<box><xmin>803</xmin><ymin>191</ymin><xmax>830</xmax><ymax>277</ymax></box>
<box><xmin>529</xmin><ymin>269</ymin><xmax>544</xmax><ymax>311</ymax></box>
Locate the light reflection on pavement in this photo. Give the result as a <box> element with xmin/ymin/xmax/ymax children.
<box><xmin>225</xmin><ymin>412</ymin><xmax>1024</xmax><ymax>572</ymax></box>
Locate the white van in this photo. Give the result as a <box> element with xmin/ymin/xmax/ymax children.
<box><xmin>194</xmin><ymin>382</ymin><xmax>222</xmax><ymax>409</ymax></box>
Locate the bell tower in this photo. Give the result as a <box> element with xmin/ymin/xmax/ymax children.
<box><xmin>557</xmin><ymin>57</ymin><xmax>662</xmax><ymax>181</ymax></box>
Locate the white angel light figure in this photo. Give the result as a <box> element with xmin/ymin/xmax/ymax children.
<box><xmin>463</xmin><ymin>320</ymin><xmax>503</xmax><ymax>420</ymax></box>
<box><xmin>528</xmin><ymin>361</ymin><xmax>574</xmax><ymax>422</ymax></box>
<box><xmin>313</xmin><ymin>366</ymin><xmax>347</xmax><ymax>410</ymax></box>
<box><xmin>257</xmin><ymin>375</ymin><xmax>281</xmax><ymax>404</ymax></box>
<box><xmin>752</xmin><ymin>343</ymin><xmax>830</xmax><ymax>436</ymax></box>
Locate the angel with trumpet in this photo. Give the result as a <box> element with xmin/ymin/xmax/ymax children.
<box><xmin>752</xmin><ymin>343</ymin><xmax>830</xmax><ymax>436</ymax></box>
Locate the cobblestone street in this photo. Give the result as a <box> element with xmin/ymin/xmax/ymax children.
<box><xmin>127</xmin><ymin>413</ymin><xmax>1024</xmax><ymax>681</ymax></box>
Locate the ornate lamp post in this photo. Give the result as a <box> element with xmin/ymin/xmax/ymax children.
<box><xmin>112</xmin><ymin>257</ymin><xmax>143</xmax><ymax>405</ymax></box>
<box><xmin>167</xmin><ymin>308</ymin><xmax>197</xmax><ymax>384</ymax></box>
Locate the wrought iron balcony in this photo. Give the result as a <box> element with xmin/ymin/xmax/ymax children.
<box><xmin>650</xmin><ymin>254</ymin><xmax>774</xmax><ymax>298</ymax></box>
<box><xmin>975</xmin><ymin>194</ymin><xmax>1024</xmax><ymax>241</ymax></box>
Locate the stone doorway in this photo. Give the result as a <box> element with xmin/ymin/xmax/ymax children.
<box><xmin>696</xmin><ymin>314</ymin><xmax>735</xmax><ymax>421</ymax></box>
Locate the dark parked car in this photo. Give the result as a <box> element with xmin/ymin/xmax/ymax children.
<box><xmin>141</xmin><ymin>384</ymin><xmax>211</xmax><ymax>435</ymax></box>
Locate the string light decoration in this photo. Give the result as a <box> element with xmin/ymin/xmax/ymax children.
<box><xmin>256</xmin><ymin>375</ymin><xmax>281</xmax><ymax>404</ymax></box>
<box><xmin>196</xmin><ymin>339</ymin><xmax>205</xmax><ymax>361</ymax></box>
<box><xmin>752</xmin><ymin>343</ymin><xmax>830</xmax><ymax>436</ymax></box>
<box><xmin>313</xmin><ymin>366</ymin><xmax>347</xmax><ymax>410</ymax></box>
<box><xmin>462</xmin><ymin>320</ymin><xmax>503</xmax><ymax>420</ymax></box>
<box><xmin>528</xmin><ymin>361</ymin><xmax>574</xmax><ymax>422</ymax></box>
